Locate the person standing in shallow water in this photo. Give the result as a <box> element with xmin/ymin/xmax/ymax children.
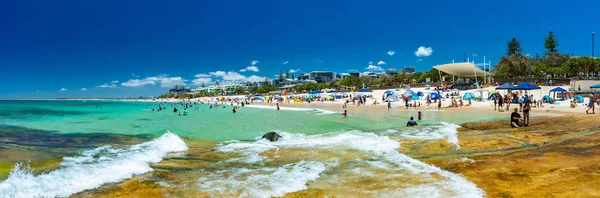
<box><xmin>586</xmin><ymin>94</ymin><xmax>595</xmax><ymax>114</ymax></box>
<box><xmin>406</xmin><ymin>117</ymin><xmax>418</xmax><ymax>127</ymax></box>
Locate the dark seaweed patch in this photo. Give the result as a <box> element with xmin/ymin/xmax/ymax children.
<box><xmin>0</xmin><ymin>108</ymin><xmax>87</xmax><ymax>119</ymax></box>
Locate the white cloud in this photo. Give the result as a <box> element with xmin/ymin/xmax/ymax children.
<box><xmin>246</xmin><ymin>75</ymin><xmax>266</xmax><ymax>83</ymax></box>
<box><xmin>417</xmin><ymin>59</ymin><xmax>424</xmax><ymax>62</ymax></box>
<box><xmin>98</xmin><ymin>83</ymin><xmax>118</xmax><ymax>88</ymax></box>
<box><xmin>121</xmin><ymin>75</ymin><xmax>186</xmax><ymax>88</ymax></box>
<box><xmin>282</xmin><ymin>61</ymin><xmax>289</xmax><ymax>65</ymax></box>
<box><xmin>195</xmin><ymin>73</ymin><xmax>211</xmax><ymax>78</ymax></box>
<box><xmin>111</xmin><ymin>80</ymin><xmax>119</xmax><ymax>84</ymax></box>
<box><xmin>415</xmin><ymin>46</ymin><xmax>433</xmax><ymax>57</ymax></box>
<box><xmin>377</xmin><ymin>60</ymin><xmax>386</xmax><ymax>65</ymax></box>
<box><xmin>192</xmin><ymin>78</ymin><xmax>212</xmax><ymax>86</ymax></box>
<box><xmin>251</xmin><ymin>60</ymin><xmax>259</xmax><ymax>65</ymax></box>
<box><xmin>472</xmin><ymin>53</ymin><xmax>478</xmax><ymax>57</ymax></box>
<box><xmin>60</xmin><ymin>88</ymin><xmax>67</xmax><ymax>91</ymax></box>
<box><xmin>368</xmin><ymin>61</ymin><xmax>373</xmax><ymax>65</ymax></box>
<box><xmin>366</xmin><ymin>65</ymin><xmax>384</xmax><ymax>71</ymax></box>
<box><xmin>240</xmin><ymin>66</ymin><xmax>259</xmax><ymax>72</ymax></box>
<box><xmin>80</xmin><ymin>88</ymin><xmax>87</xmax><ymax>91</ymax></box>
<box><xmin>210</xmin><ymin>71</ymin><xmax>246</xmax><ymax>82</ymax></box>
<box><xmin>132</xmin><ymin>73</ymin><xmax>139</xmax><ymax>78</ymax></box>
<box><xmin>387</xmin><ymin>50</ymin><xmax>396</xmax><ymax>56</ymax></box>
<box><xmin>121</xmin><ymin>79</ymin><xmax>156</xmax><ymax>87</ymax></box>
<box><xmin>289</xmin><ymin>69</ymin><xmax>300</xmax><ymax>73</ymax></box>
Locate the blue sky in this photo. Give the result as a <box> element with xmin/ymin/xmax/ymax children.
<box><xmin>1</xmin><ymin>0</ymin><xmax>598</xmax><ymax>98</ymax></box>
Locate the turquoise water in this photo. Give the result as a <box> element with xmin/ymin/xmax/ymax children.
<box><xmin>0</xmin><ymin>100</ymin><xmax>504</xmax><ymax>141</ymax></box>
<box><xmin>0</xmin><ymin>100</ymin><xmax>507</xmax><ymax>197</ymax></box>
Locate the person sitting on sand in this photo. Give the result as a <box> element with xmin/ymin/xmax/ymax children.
<box><xmin>511</xmin><ymin>108</ymin><xmax>523</xmax><ymax>128</ymax></box>
<box><xmin>407</xmin><ymin>117</ymin><xmax>418</xmax><ymax>127</ymax></box>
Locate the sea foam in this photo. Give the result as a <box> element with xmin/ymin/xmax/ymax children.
<box><xmin>202</xmin><ymin>131</ymin><xmax>484</xmax><ymax>198</ymax></box>
<box><xmin>0</xmin><ymin>132</ymin><xmax>188</xmax><ymax>198</ymax></box>
<box><xmin>392</xmin><ymin>122</ymin><xmax>462</xmax><ymax>149</ymax></box>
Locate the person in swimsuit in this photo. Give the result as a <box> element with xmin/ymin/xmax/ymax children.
<box><xmin>437</xmin><ymin>99</ymin><xmax>442</xmax><ymax>110</ymax></box>
<box><xmin>523</xmin><ymin>101</ymin><xmax>531</xmax><ymax>126</ymax></box>
<box><xmin>586</xmin><ymin>94</ymin><xmax>595</xmax><ymax>114</ymax></box>
<box><xmin>341</xmin><ymin>110</ymin><xmax>347</xmax><ymax>117</ymax></box>
<box><xmin>418</xmin><ymin>111</ymin><xmax>423</xmax><ymax>120</ymax></box>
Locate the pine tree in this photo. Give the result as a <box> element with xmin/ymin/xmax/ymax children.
<box><xmin>544</xmin><ymin>31</ymin><xmax>559</xmax><ymax>52</ymax></box>
<box><xmin>507</xmin><ymin>38</ymin><xmax>523</xmax><ymax>55</ymax></box>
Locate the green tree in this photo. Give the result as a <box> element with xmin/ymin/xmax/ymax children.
<box><xmin>507</xmin><ymin>38</ymin><xmax>523</xmax><ymax>55</ymax></box>
<box><xmin>278</xmin><ymin>70</ymin><xmax>284</xmax><ymax>82</ymax></box>
<box><xmin>285</xmin><ymin>70</ymin><xmax>290</xmax><ymax>80</ymax></box>
<box><xmin>544</xmin><ymin>31</ymin><xmax>559</xmax><ymax>53</ymax></box>
<box><xmin>201</xmin><ymin>82</ymin><xmax>206</xmax><ymax>88</ymax></box>
<box><xmin>339</xmin><ymin>76</ymin><xmax>362</xmax><ymax>89</ymax></box>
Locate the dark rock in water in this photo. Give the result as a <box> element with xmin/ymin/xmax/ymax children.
<box><xmin>262</xmin><ymin>132</ymin><xmax>282</xmax><ymax>142</ymax></box>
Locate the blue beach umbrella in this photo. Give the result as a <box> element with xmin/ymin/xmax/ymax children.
<box><xmin>358</xmin><ymin>89</ymin><xmax>373</xmax><ymax>93</ymax></box>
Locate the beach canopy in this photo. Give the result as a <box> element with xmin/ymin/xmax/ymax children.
<box><xmin>384</xmin><ymin>90</ymin><xmax>394</xmax><ymax>95</ymax></box>
<box><xmin>463</xmin><ymin>92</ymin><xmax>476</xmax><ymax>100</ymax></box>
<box><xmin>416</xmin><ymin>91</ymin><xmax>424</xmax><ymax>96</ymax></box>
<box><xmin>385</xmin><ymin>93</ymin><xmax>400</xmax><ymax>102</ymax></box>
<box><xmin>590</xmin><ymin>84</ymin><xmax>600</xmax><ymax>89</ymax></box>
<box><xmin>328</xmin><ymin>89</ymin><xmax>336</xmax><ymax>93</ymax></box>
<box><xmin>496</xmin><ymin>83</ymin><xmax>516</xmax><ymax>90</ymax></box>
<box><xmin>310</xmin><ymin>90</ymin><xmax>323</xmax><ymax>94</ymax></box>
<box><xmin>402</xmin><ymin>91</ymin><xmax>413</xmax><ymax>97</ymax></box>
<box><xmin>358</xmin><ymin>88</ymin><xmax>373</xmax><ymax>92</ymax></box>
<box><xmin>514</xmin><ymin>82</ymin><xmax>541</xmax><ymax>90</ymax></box>
<box><xmin>432</xmin><ymin>62</ymin><xmax>485</xmax><ymax>77</ymax></box>
<box><xmin>549</xmin><ymin>87</ymin><xmax>567</xmax><ymax>93</ymax></box>
<box><xmin>254</xmin><ymin>94</ymin><xmax>263</xmax><ymax>96</ymax></box>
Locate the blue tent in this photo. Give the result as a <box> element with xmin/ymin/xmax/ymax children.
<box><xmin>402</xmin><ymin>91</ymin><xmax>413</xmax><ymax>97</ymax></box>
<box><xmin>310</xmin><ymin>90</ymin><xmax>323</xmax><ymax>94</ymax></box>
<box><xmin>411</xmin><ymin>95</ymin><xmax>419</xmax><ymax>100</ymax></box>
<box><xmin>329</xmin><ymin>89</ymin><xmax>337</xmax><ymax>93</ymax></box>
<box><xmin>463</xmin><ymin>92</ymin><xmax>476</xmax><ymax>100</ymax></box>
<box><xmin>384</xmin><ymin>90</ymin><xmax>394</xmax><ymax>95</ymax></box>
<box><xmin>549</xmin><ymin>87</ymin><xmax>567</xmax><ymax>100</ymax></box>
<box><xmin>416</xmin><ymin>91</ymin><xmax>424</xmax><ymax>96</ymax></box>
<box><xmin>590</xmin><ymin>84</ymin><xmax>600</xmax><ymax>89</ymax></box>
<box><xmin>573</xmin><ymin>95</ymin><xmax>584</xmax><ymax>103</ymax></box>
<box><xmin>358</xmin><ymin>89</ymin><xmax>373</xmax><ymax>92</ymax></box>
<box><xmin>430</xmin><ymin>92</ymin><xmax>441</xmax><ymax>100</ymax></box>
<box><xmin>542</xmin><ymin>95</ymin><xmax>553</xmax><ymax>103</ymax></box>
<box><xmin>254</xmin><ymin>94</ymin><xmax>263</xmax><ymax>96</ymax></box>
<box><xmin>406</xmin><ymin>90</ymin><xmax>416</xmax><ymax>95</ymax></box>
<box><xmin>514</xmin><ymin>82</ymin><xmax>541</xmax><ymax>90</ymax></box>
<box><xmin>496</xmin><ymin>83</ymin><xmax>516</xmax><ymax>90</ymax></box>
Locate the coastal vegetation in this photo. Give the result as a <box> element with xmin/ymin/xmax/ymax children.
<box><xmin>494</xmin><ymin>31</ymin><xmax>600</xmax><ymax>79</ymax></box>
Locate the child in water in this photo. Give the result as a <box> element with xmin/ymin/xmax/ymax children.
<box><xmin>418</xmin><ymin>111</ymin><xmax>423</xmax><ymax>120</ymax></box>
<box><xmin>341</xmin><ymin>110</ymin><xmax>347</xmax><ymax>117</ymax></box>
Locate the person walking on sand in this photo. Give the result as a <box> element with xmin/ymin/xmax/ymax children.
<box><xmin>523</xmin><ymin>101</ymin><xmax>531</xmax><ymax>126</ymax></box>
<box><xmin>586</xmin><ymin>94</ymin><xmax>595</xmax><ymax>114</ymax></box>
<box><xmin>437</xmin><ymin>99</ymin><xmax>443</xmax><ymax>110</ymax></box>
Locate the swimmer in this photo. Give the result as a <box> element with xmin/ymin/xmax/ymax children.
<box><xmin>406</xmin><ymin>117</ymin><xmax>418</xmax><ymax>127</ymax></box>
<box><xmin>341</xmin><ymin>110</ymin><xmax>347</xmax><ymax>117</ymax></box>
<box><xmin>418</xmin><ymin>111</ymin><xmax>422</xmax><ymax>120</ymax></box>
<box><xmin>276</xmin><ymin>103</ymin><xmax>280</xmax><ymax>111</ymax></box>
<box><xmin>233</xmin><ymin>108</ymin><xmax>237</xmax><ymax>113</ymax></box>
<box><xmin>183</xmin><ymin>109</ymin><xmax>188</xmax><ymax>115</ymax></box>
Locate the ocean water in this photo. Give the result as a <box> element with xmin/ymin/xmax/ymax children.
<box><xmin>0</xmin><ymin>100</ymin><xmax>504</xmax><ymax>197</ymax></box>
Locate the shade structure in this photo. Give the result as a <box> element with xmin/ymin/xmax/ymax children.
<box><xmin>590</xmin><ymin>84</ymin><xmax>600</xmax><ymax>89</ymax></box>
<box><xmin>411</xmin><ymin>95</ymin><xmax>419</xmax><ymax>100</ymax></box>
<box><xmin>310</xmin><ymin>90</ymin><xmax>322</xmax><ymax>94</ymax></box>
<box><xmin>384</xmin><ymin>90</ymin><xmax>394</xmax><ymax>95</ymax></box>
<box><xmin>328</xmin><ymin>89</ymin><xmax>337</xmax><ymax>93</ymax></box>
<box><xmin>402</xmin><ymin>91</ymin><xmax>413</xmax><ymax>97</ymax></box>
<box><xmin>416</xmin><ymin>91</ymin><xmax>424</xmax><ymax>96</ymax></box>
<box><xmin>573</xmin><ymin>95</ymin><xmax>584</xmax><ymax>103</ymax></box>
<box><xmin>514</xmin><ymin>82</ymin><xmax>541</xmax><ymax>90</ymax></box>
<box><xmin>549</xmin><ymin>87</ymin><xmax>567</xmax><ymax>100</ymax></box>
<box><xmin>358</xmin><ymin>89</ymin><xmax>373</xmax><ymax>92</ymax></box>
<box><xmin>433</xmin><ymin>62</ymin><xmax>485</xmax><ymax>77</ymax></box>
<box><xmin>496</xmin><ymin>83</ymin><xmax>516</xmax><ymax>90</ymax></box>
<box><xmin>463</xmin><ymin>92</ymin><xmax>476</xmax><ymax>100</ymax></box>
<box><xmin>430</xmin><ymin>92</ymin><xmax>441</xmax><ymax>100</ymax></box>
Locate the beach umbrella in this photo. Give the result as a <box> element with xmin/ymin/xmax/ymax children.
<box><xmin>514</xmin><ymin>82</ymin><xmax>541</xmax><ymax>90</ymax></box>
<box><xmin>549</xmin><ymin>87</ymin><xmax>567</xmax><ymax>100</ymax></box>
<box><xmin>416</xmin><ymin>91</ymin><xmax>424</xmax><ymax>96</ymax></box>
<box><xmin>402</xmin><ymin>91</ymin><xmax>413</xmax><ymax>97</ymax></box>
<box><xmin>430</xmin><ymin>92</ymin><xmax>441</xmax><ymax>100</ymax></box>
<box><xmin>358</xmin><ymin>89</ymin><xmax>373</xmax><ymax>93</ymax></box>
<box><xmin>590</xmin><ymin>84</ymin><xmax>600</xmax><ymax>90</ymax></box>
<box><xmin>329</xmin><ymin>89</ymin><xmax>337</xmax><ymax>93</ymax></box>
<box><xmin>411</xmin><ymin>95</ymin><xmax>419</xmax><ymax>100</ymax></box>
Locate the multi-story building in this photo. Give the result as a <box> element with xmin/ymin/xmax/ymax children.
<box><xmin>402</xmin><ymin>66</ymin><xmax>416</xmax><ymax>74</ymax></box>
<box><xmin>309</xmin><ymin>71</ymin><xmax>336</xmax><ymax>83</ymax></box>
<box><xmin>297</xmin><ymin>73</ymin><xmax>310</xmax><ymax>81</ymax></box>
<box><xmin>386</xmin><ymin>69</ymin><xmax>398</xmax><ymax>75</ymax></box>
<box><xmin>349</xmin><ymin>72</ymin><xmax>360</xmax><ymax>77</ymax></box>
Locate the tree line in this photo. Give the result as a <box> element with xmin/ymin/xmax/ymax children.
<box><xmin>494</xmin><ymin>32</ymin><xmax>599</xmax><ymax>79</ymax></box>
